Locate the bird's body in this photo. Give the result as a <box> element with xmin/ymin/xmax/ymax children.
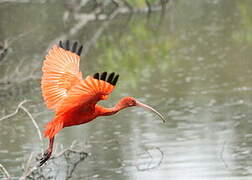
<box><xmin>46</xmin><ymin>104</ymin><xmax>119</xmax><ymax>137</ymax></box>
<box><xmin>39</xmin><ymin>40</ymin><xmax>164</xmax><ymax>166</ymax></box>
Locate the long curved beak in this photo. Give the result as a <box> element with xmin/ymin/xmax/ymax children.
<box><xmin>136</xmin><ymin>101</ymin><xmax>165</xmax><ymax>123</ymax></box>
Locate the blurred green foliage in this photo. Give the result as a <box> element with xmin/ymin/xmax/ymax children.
<box><xmin>96</xmin><ymin>20</ymin><xmax>173</xmax><ymax>88</ymax></box>
<box><xmin>233</xmin><ymin>1</ymin><xmax>252</xmax><ymax>43</ymax></box>
<box><xmin>127</xmin><ymin>0</ymin><xmax>158</xmax><ymax>8</ymax></box>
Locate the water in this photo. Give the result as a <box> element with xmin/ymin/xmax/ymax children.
<box><xmin>0</xmin><ymin>0</ymin><xmax>252</xmax><ymax>179</ymax></box>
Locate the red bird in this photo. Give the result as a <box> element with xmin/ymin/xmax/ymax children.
<box><xmin>39</xmin><ymin>40</ymin><xmax>165</xmax><ymax>166</ymax></box>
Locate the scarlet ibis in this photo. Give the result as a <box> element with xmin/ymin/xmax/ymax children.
<box><xmin>39</xmin><ymin>40</ymin><xmax>165</xmax><ymax>166</ymax></box>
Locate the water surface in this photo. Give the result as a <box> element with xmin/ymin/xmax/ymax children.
<box><xmin>0</xmin><ymin>1</ymin><xmax>252</xmax><ymax>179</ymax></box>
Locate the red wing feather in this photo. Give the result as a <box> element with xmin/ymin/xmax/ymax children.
<box><xmin>41</xmin><ymin>42</ymin><xmax>119</xmax><ymax>115</ymax></box>
<box><xmin>56</xmin><ymin>76</ymin><xmax>115</xmax><ymax>114</ymax></box>
<box><xmin>41</xmin><ymin>45</ymin><xmax>82</xmax><ymax>111</ymax></box>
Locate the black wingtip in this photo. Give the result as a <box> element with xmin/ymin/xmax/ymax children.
<box><xmin>58</xmin><ymin>40</ymin><xmax>83</xmax><ymax>57</ymax></box>
<box><xmin>66</xmin><ymin>40</ymin><xmax>70</xmax><ymax>50</ymax></box>
<box><xmin>101</xmin><ymin>72</ymin><xmax>107</xmax><ymax>81</ymax></box>
<box><xmin>72</xmin><ymin>41</ymin><xmax>78</xmax><ymax>53</ymax></box>
<box><xmin>93</xmin><ymin>73</ymin><xmax>99</xmax><ymax>80</ymax></box>
<box><xmin>93</xmin><ymin>72</ymin><xmax>119</xmax><ymax>86</ymax></box>
<box><xmin>59</xmin><ymin>40</ymin><xmax>63</xmax><ymax>48</ymax></box>
<box><xmin>111</xmin><ymin>74</ymin><xmax>119</xmax><ymax>85</ymax></box>
<box><xmin>77</xmin><ymin>45</ymin><xmax>83</xmax><ymax>56</ymax></box>
<box><xmin>107</xmin><ymin>72</ymin><xmax>115</xmax><ymax>84</ymax></box>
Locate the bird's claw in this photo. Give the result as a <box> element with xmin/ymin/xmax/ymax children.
<box><xmin>38</xmin><ymin>149</ymin><xmax>52</xmax><ymax>167</ymax></box>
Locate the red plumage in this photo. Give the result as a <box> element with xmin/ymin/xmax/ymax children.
<box><xmin>41</xmin><ymin>42</ymin><xmax>118</xmax><ymax>139</ymax></box>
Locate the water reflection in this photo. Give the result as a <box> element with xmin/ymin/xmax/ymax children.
<box><xmin>0</xmin><ymin>0</ymin><xmax>252</xmax><ymax>179</ymax></box>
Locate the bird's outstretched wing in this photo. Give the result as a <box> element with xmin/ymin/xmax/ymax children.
<box><xmin>56</xmin><ymin>72</ymin><xmax>119</xmax><ymax>114</ymax></box>
<box><xmin>42</xmin><ymin>40</ymin><xmax>119</xmax><ymax>114</ymax></box>
<box><xmin>41</xmin><ymin>40</ymin><xmax>83</xmax><ymax>111</ymax></box>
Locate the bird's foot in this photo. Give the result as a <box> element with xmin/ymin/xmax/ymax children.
<box><xmin>38</xmin><ymin>148</ymin><xmax>52</xmax><ymax>167</ymax></box>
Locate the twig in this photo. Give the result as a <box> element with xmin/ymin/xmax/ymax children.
<box><xmin>20</xmin><ymin>165</ymin><xmax>37</xmax><ymax>180</ymax></box>
<box><xmin>145</xmin><ymin>148</ymin><xmax>154</xmax><ymax>170</ymax></box>
<box><xmin>20</xmin><ymin>142</ymin><xmax>87</xmax><ymax>179</ymax></box>
<box><xmin>154</xmin><ymin>147</ymin><xmax>164</xmax><ymax>169</ymax></box>
<box><xmin>0</xmin><ymin>163</ymin><xmax>11</xmax><ymax>179</ymax></box>
<box><xmin>19</xmin><ymin>105</ymin><xmax>43</xmax><ymax>143</ymax></box>
<box><xmin>83</xmin><ymin>6</ymin><xmax>121</xmax><ymax>56</ymax></box>
<box><xmin>20</xmin><ymin>152</ymin><xmax>35</xmax><ymax>180</ymax></box>
<box><xmin>121</xmin><ymin>0</ymin><xmax>133</xmax><ymax>11</ymax></box>
<box><xmin>0</xmin><ymin>99</ymin><xmax>27</xmax><ymax>122</ymax></box>
<box><xmin>5</xmin><ymin>26</ymin><xmax>39</xmax><ymax>48</ymax></box>
<box><xmin>219</xmin><ymin>121</ymin><xmax>240</xmax><ymax>169</ymax></box>
<box><xmin>220</xmin><ymin>137</ymin><xmax>229</xmax><ymax>168</ymax></box>
<box><xmin>20</xmin><ymin>147</ymin><xmax>80</xmax><ymax>179</ymax></box>
<box><xmin>0</xmin><ymin>100</ymin><xmax>43</xmax><ymax>144</ymax></box>
<box><xmin>111</xmin><ymin>0</ymin><xmax>120</xmax><ymax>8</ymax></box>
<box><xmin>56</xmin><ymin>143</ymin><xmax>85</xmax><ymax>158</ymax></box>
<box><xmin>136</xmin><ymin>147</ymin><xmax>164</xmax><ymax>171</ymax></box>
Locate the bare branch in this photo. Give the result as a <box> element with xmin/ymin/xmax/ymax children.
<box><xmin>19</xmin><ymin>105</ymin><xmax>43</xmax><ymax>143</ymax></box>
<box><xmin>121</xmin><ymin>0</ymin><xmax>133</xmax><ymax>11</ymax></box>
<box><xmin>219</xmin><ymin>121</ymin><xmax>240</xmax><ymax>169</ymax></box>
<box><xmin>83</xmin><ymin>7</ymin><xmax>121</xmax><ymax>55</ymax></box>
<box><xmin>0</xmin><ymin>99</ymin><xmax>27</xmax><ymax>122</ymax></box>
<box><xmin>0</xmin><ymin>100</ymin><xmax>43</xmax><ymax>144</ymax></box>
<box><xmin>154</xmin><ymin>147</ymin><xmax>164</xmax><ymax>169</ymax></box>
<box><xmin>21</xmin><ymin>143</ymin><xmax>88</xmax><ymax>180</ymax></box>
<box><xmin>0</xmin><ymin>163</ymin><xmax>10</xmax><ymax>179</ymax></box>
<box><xmin>220</xmin><ymin>137</ymin><xmax>229</xmax><ymax>169</ymax></box>
<box><xmin>4</xmin><ymin>25</ymin><xmax>39</xmax><ymax>48</ymax></box>
<box><xmin>21</xmin><ymin>152</ymin><xmax>35</xmax><ymax>180</ymax></box>
<box><xmin>48</xmin><ymin>0</ymin><xmax>164</xmax><ymax>54</ymax></box>
<box><xmin>55</xmin><ymin>142</ymin><xmax>85</xmax><ymax>158</ymax></box>
<box><xmin>136</xmin><ymin>146</ymin><xmax>164</xmax><ymax>171</ymax></box>
<box><xmin>111</xmin><ymin>0</ymin><xmax>120</xmax><ymax>8</ymax></box>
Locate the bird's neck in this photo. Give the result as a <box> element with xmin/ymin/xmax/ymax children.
<box><xmin>96</xmin><ymin>103</ymin><xmax>126</xmax><ymax>117</ymax></box>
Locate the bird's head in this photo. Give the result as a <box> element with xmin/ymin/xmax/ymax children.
<box><xmin>119</xmin><ymin>97</ymin><xmax>165</xmax><ymax>123</ymax></box>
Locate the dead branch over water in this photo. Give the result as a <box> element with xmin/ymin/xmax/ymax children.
<box><xmin>0</xmin><ymin>163</ymin><xmax>10</xmax><ymax>180</ymax></box>
<box><xmin>136</xmin><ymin>146</ymin><xmax>164</xmax><ymax>171</ymax></box>
<box><xmin>20</xmin><ymin>147</ymin><xmax>88</xmax><ymax>180</ymax></box>
<box><xmin>48</xmin><ymin>0</ymin><xmax>169</xmax><ymax>54</ymax></box>
<box><xmin>0</xmin><ymin>99</ymin><xmax>43</xmax><ymax>144</ymax></box>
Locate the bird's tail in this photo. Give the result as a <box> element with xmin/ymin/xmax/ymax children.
<box><xmin>44</xmin><ymin>117</ymin><xmax>63</xmax><ymax>139</ymax></box>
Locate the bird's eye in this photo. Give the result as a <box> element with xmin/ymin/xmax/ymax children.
<box><xmin>129</xmin><ymin>100</ymin><xmax>135</xmax><ymax>105</ymax></box>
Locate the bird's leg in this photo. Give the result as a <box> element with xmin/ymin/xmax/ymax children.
<box><xmin>39</xmin><ymin>137</ymin><xmax>54</xmax><ymax>166</ymax></box>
